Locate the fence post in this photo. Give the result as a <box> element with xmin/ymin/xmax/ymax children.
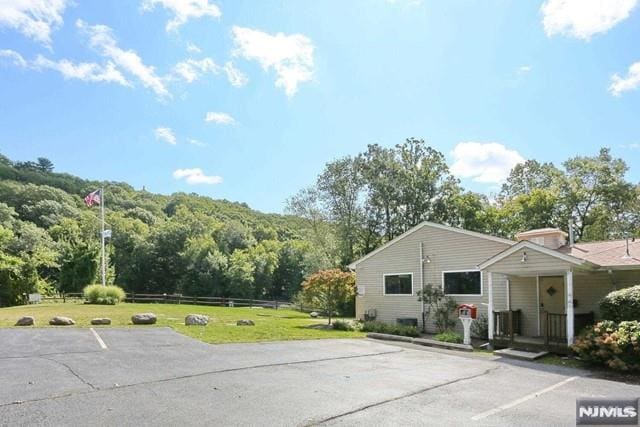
<box><xmin>274</xmin><ymin>299</ymin><xmax>278</xmax><ymax>310</ymax></box>
<box><xmin>544</xmin><ymin>311</ymin><xmax>549</xmax><ymax>347</ymax></box>
<box><xmin>62</xmin><ymin>293</ymin><xmax>66</xmax><ymax>304</ymax></box>
<box><xmin>131</xmin><ymin>292</ymin><xmax>135</xmax><ymax>303</ymax></box>
<box><xmin>509</xmin><ymin>310</ymin><xmax>514</xmax><ymax>344</ymax></box>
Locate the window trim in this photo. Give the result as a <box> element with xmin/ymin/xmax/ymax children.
<box><xmin>441</xmin><ymin>269</ymin><xmax>483</xmax><ymax>297</ymax></box>
<box><xmin>382</xmin><ymin>272</ymin><xmax>414</xmax><ymax>296</ymax></box>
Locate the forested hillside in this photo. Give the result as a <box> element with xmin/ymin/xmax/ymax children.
<box><xmin>0</xmin><ymin>153</ymin><xmax>329</xmax><ymax>306</ymax></box>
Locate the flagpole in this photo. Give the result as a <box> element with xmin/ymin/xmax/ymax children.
<box><xmin>101</xmin><ymin>186</ymin><xmax>106</xmax><ymax>287</ymax></box>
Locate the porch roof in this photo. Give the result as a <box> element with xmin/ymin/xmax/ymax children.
<box><xmin>477</xmin><ymin>240</ymin><xmax>597</xmax><ymax>275</ymax></box>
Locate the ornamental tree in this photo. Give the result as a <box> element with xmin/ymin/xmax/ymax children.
<box><xmin>301</xmin><ymin>269</ymin><xmax>356</xmax><ymax>325</ymax></box>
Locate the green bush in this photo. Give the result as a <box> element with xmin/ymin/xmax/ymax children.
<box><xmin>332</xmin><ymin>320</ymin><xmax>355</xmax><ymax>331</ymax></box>
<box><xmin>361</xmin><ymin>321</ymin><xmax>419</xmax><ymax>337</ymax></box>
<box><xmin>83</xmin><ymin>284</ymin><xmax>126</xmax><ymax>305</ymax></box>
<box><xmin>434</xmin><ymin>330</ymin><xmax>464</xmax><ymax>343</ymax></box>
<box><xmin>471</xmin><ymin>314</ymin><xmax>489</xmax><ymax>340</ymax></box>
<box><xmin>572</xmin><ymin>320</ymin><xmax>640</xmax><ymax>371</ymax></box>
<box><xmin>600</xmin><ymin>285</ymin><xmax>640</xmax><ymax>322</ymax></box>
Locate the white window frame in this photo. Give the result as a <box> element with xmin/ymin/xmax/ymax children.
<box><xmin>442</xmin><ymin>269</ymin><xmax>483</xmax><ymax>297</ymax></box>
<box><xmin>382</xmin><ymin>273</ymin><xmax>414</xmax><ymax>296</ymax></box>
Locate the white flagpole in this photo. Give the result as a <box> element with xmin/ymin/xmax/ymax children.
<box><xmin>100</xmin><ymin>187</ymin><xmax>106</xmax><ymax>287</ymax></box>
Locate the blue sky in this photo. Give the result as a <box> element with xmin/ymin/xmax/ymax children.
<box><xmin>1</xmin><ymin>0</ymin><xmax>639</xmax><ymax>213</ymax></box>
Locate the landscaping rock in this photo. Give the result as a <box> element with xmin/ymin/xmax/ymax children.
<box><xmin>49</xmin><ymin>316</ymin><xmax>75</xmax><ymax>326</ymax></box>
<box><xmin>309</xmin><ymin>312</ymin><xmax>319</xmax><ymax>318</ymax></box>
<box><xmin>185</xmin><ymin>314</ymin><xmax>209</xmax><ymax>326</ymax></box>
<box><xmin>15</xmin><ymin>316</ymin><xmax>35</xmax><ymax>326</ymax></box>
<box><xmin>131</xmin><ymin>313</ymin><xmax>157</xmax><ymax>325</ymax></box>
<box><xmin>236</xmin><ymin>319</ymin><xmax>255</xmax><ymax>326</ymax></box>
<box><xmin>91</xmin><ymin>318</ymin><xmax>111</xmax><ymax>325</ymax></box>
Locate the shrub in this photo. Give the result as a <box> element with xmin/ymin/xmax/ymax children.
<box><xmin>434</xmin><ymin>330</ymin><xmax>464</xmax><ymax>344</ymax></box>
<box><xmin>600</xmin><ymin>285</ymin><xmax>640</xmax><ymax>322</ymax></box>
<box><xmin>361</xmin><ymin>321</ymin><xmax>420</xmax><ymax>337</ymax></box>
<box><xmin>417</xmin><ymin>284</ymin><xmax>457</xmax><ymax>333</ymax></box>
<box><xmin>471</xmin><ymin>314</ymin><xmax>489</xmax><ymax>340</ymax></box>
<box><xmin>332</xmin><ymin>320</ymin><xmax>354</xmax><ymax>331</ymax></box>
<box><xmin>572</xmin><ymin>320</ymin><xmax>640</xmax><ymax>371</ymax></box>
<box><xmin>83</xmin><ymin>284</ymin><xmax>126</xmax><ymax>305</ymax></box>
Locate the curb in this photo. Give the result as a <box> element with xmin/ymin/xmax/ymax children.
<box><xmin>367</xmin><ymin>333</ymin><xmax>474</xmax><ymax>352</ymax></box>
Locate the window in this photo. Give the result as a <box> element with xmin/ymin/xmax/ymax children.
<box><xmin>384</xmin><ymin>273</ymin><xmax>413</xmax><ymax>295</ymax></box>
<box><xmin>443</xmin><ymin>271</ymin><xmax>481</xmax><ymax>295</ymax></box>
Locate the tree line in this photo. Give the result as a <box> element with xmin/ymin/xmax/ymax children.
<box><xmin>287</xmin><ymin>138</ymin><xmax>640</xmax><ymax>267</ymax></box>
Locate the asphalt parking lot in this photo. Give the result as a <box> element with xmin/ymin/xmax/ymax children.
<box><xmin>0</xmin><ymin>328</ymin><xmax>638</xmax><ymax>426</ymax></box>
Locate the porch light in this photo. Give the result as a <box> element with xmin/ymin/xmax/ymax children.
<box><xmin>424</xmin><ymin>255</ymin><xmax>431</xmax><ymax>263</ymax></box>
<box><xmin>521</xmin><ymin>251</ymin><xmax>527</xmax><ymax>263</ymax></box>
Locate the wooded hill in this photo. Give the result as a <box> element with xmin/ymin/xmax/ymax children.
<box><xmin>0</xmin><ymin>153</ymin><xmax>326</xmax><ymax>306</ymax></box>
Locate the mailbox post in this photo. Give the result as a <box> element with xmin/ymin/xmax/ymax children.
<box><xmin>458</xmin><ymin>304</ymin><xmax>477</xmax><ymax>346</ymax></box>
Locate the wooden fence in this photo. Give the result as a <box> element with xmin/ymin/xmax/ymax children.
<box><xmin>39</xmin><ymin>292</ymin><xmax>290</xmax><ymax>309</ymax></box>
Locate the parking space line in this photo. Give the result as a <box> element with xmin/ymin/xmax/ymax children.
<box><xmin>89</xmin><ymin>328</ymin><xmax>107</xmax><ymax>350</ymax></box>
<box><xmin>471</xmin><ymin>376</ymin><xmax>578</xmax><ymax>421</ymax></box>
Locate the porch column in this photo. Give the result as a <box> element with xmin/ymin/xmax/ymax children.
<box><xmin>488</xmin><ymin>271</ymin><xmax>494</xmax><ymax>340</ymax></box>
<box><xmin>566</xmin><ymin>270</ymin><xmax>574</xmax><ymax>346</ymax></box>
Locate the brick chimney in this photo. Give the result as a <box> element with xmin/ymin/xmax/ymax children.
<box><xmin>516</xmin><ymin>228</ymin><xmax>568</xmax><ymax>249</ymax></box>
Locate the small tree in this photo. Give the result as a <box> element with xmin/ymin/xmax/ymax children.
<box><xmin>301</xmin><ymin>269</ymin><xmax>356</xmax><ymax>325</ymax></box>
<box><xmin>417</xmin><ymin>284</ymin><xmax>457</xmax><ymax>333</ymax></box>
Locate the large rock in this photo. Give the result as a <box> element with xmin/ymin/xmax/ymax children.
<box><xmin>15</xmin><ymin>316</ymin><xmax>35</xmax><ymax>326</ymax></box>
<box><xmin>49</xmin><ymin>316</ymin><xmax>75</xmax><ymax>326</ymax></box>
<box><xmin>309</xmin><ymin>312</ymin><xmax>319</xmax><ymax>318</ymax></box>
<box><xmin>185</xmin><ymin>314</ymin><xmax>208</xmax><ymax>326</ymax></box>
<box><xmin>91</xmin><ymin>318</ymin><xmax>111</xmax><ymax>325</ymax></box>
<box><xmin>236</xmin><ymin>319</ymin><xmax>255</xmax><ymax>326</ymax></box>
<box><xmin>131</xmin><ymin>313</ymin><xmax>157</xmax><ymax>325</ymax></box>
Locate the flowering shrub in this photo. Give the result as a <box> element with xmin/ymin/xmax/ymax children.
<box><xmin>572</xmin><ymin>320</ymin><xmax>640</xmax><ymax>371</ymax></box>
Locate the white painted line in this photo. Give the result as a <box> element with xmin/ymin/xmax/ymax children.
<box><xmin>90</xmin><ymin>328</ymin><xmax>108</xmax><ymax>350</ymax></box>
<box><xmin>471</xmin><ymin>376</ymin><xmax>579</xmax><ymax>421</ymax></box>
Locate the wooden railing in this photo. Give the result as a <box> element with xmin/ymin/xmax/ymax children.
<box><xmin>493</xmin><ymin>310</ymin><xmax>522</xmax><ymax>342</ymax></box>
<box><xmin>38</xmin><ymin>292</ymin><xmax>290</xmax><ymax>309</ymax></box>
<box><xmin>544</xmin><ymin>312</ymin><xmax>566</xmax><ymax>345</ymax></box>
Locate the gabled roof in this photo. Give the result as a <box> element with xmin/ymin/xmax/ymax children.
<box><xmin>477</xmin><ymin>240</ymin><xmax>595</xmax><ymax>271</ymax></box>
<box><xmin>347</xmin><ymin>221</ymin><xmax>514</xmax><ymax>269</ymax></box>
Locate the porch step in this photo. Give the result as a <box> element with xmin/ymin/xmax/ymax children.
<box><xmin>494</xmin><ymin>348</ymin><xmax>549</xmax><ymax>361</ymax></box>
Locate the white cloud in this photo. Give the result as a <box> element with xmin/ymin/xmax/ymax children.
<box><xmin>77</xmin><ymin>19</ymin><xmax>170</xmax><ymax>98</ymax></box>
<box><xmin>609</xmin><ymin>61</ymin><xmax>640</xmax><ymax>96</ymax></box>
<box><xmin>620</xmin><ymin>143</ymin><xmax>640</xmax><ymax>149</ymax></box>
<box><xmin>0</xmin><ymin>49</ymin><xmax>130</xmax><ymax>86</ymax></box>
<box><xmin>518</xmin><ymin>65</ymin><xmax>531</xmax><ymax>74</ymax></box>
<box><xmin>186</xmin><ymin>42</ymin><xmax>201</xmax><ymax>53</ymax></box>
<box><xmin>541</xmin><ymin>0</ymin><xmax>637</xmax><ymax>40</ymax></box>
<box><xmin>450</xmin><ymin>142</ymin><xmax>525</xmax><ymax>183</ymax></box>
<box><xmin>0</xmin><ymin>0</ymin><xmax>69</xmax><ymax>46</ymax></box>
<box><xmin>172</xmin><ymin>57</ymin><xmax>217</xmax><ymax>83</ymax></box>
<box><xmin>187</xmin><ymin>138</ymin><xmax>207</xmax><ymax>147</ymax></box>
<box><xmin>155</xmin><ymin>126</ymin><xmax>177</xmax><ymax>145</ymax></box>
<box><xmin>231</xmin><ymin>26</ymin><xmax>314</xmax><ymax>97</ymax></box>
<box><xmin>173</xmin><ymin>168</ymin><xmax>222</xmax><ymax>185</ymax></box>
<box><xmin>204</xmin><ymin>111</ymin><xmax>235</xmax><ymax>125</ymax></box>
<box><xmin>141</xmin><ymin>0</ymin><xmax>221</xmax><ymax>32</ymax></box>
<box><xmin>223</xmin><ymin>61</ymin><xmax>248</xmax><ymax>87</ymax></box>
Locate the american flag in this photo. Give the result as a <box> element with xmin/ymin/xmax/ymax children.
<box><xmin>84</xmin><ymin>189</ymin><xmax>101</xmax><ymax>207</ymax></box>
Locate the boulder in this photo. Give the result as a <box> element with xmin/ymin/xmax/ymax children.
<box><xmin>91</xmin><ymin>318</ymin><xmax>111</xmax><ymax>325</ymax></box>
<box><xmin>15</xmin><ymin>316</ymin><xmax>35</xmax><ymax>326</ymax></box>
<box><xmin>132</xmin><ymin>313</ymin><xmax>157</xmax><ymax>325</ymax></box>
<box><xmin>236</xmin><ymin>319</ymin><xmax>255</xmax><ymax>326</ymax></box>
<box><xmin>309</xmin><ymin>312</ymin><xmax>319</xmax><ymax>318</ymax></box>
<box><xmin>49</xmin><ymin>316</ymin><xmax>75</xmax><ymax>326</ymax></box>
<box><xmin>185</xmin><ymin>314</ymin><xmax>209</xmax><ymax>326</ymax></box>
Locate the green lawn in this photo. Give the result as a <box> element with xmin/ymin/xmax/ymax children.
<box><xmin>0</xmin><ymin>303</ymin><xmax>364</xmax><ymax>344</ymax></box>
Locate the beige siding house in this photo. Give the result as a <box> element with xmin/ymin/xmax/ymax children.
<box><xmin>349</xmin><ymin>222</ymin><xmax>640</xmax><ymax>350</ymax></box>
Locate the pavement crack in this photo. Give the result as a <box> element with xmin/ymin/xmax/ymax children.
<box><xmin>305</xmin><ymin>366</ymin><xmax>501</xmax><ymax>426</ymax></box>
<box><xmin>39</xmin><ymin>356</ymin><xmax>97</xmax><ymax>391</ymax></box>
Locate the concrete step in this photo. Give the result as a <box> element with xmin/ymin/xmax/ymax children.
<box><xmin>494</xmin><ymin>348</ymin><xmax>548</xmax><ymax>361</ymax></box>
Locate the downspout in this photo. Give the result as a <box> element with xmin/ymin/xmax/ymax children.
<box><xmin>420</xmin><ymin>242</ymin><xmax>425</xmax><ymax>333</ymax></box>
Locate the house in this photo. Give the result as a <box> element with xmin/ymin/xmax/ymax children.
<box><xmin>348</xmin><ymin>221</ymin><xmax>640</xmax><ymax>351</ymax></box>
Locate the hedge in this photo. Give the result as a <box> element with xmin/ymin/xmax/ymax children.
<box><xmin>83</xmin><ymin>284</ymin><xmax>126</xmax><ymax>305</ymax></box>
<box><xmin>600</xmin><ymin>285</ymin><xmax>640</xmax><ymax>322</ymax></box>
<box><xmin>572</xmin><ymin>320</ymin><xmax>640</xmax><ymax>371</ymax></box>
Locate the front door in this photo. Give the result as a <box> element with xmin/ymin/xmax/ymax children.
<box><xmin>539</xmin><ymin>276</ymin><xmax>565</xmax><ymax>314</ymax></box>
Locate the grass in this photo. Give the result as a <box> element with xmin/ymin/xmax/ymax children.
<box><xmin>0</xmin><ymin>303</ymin><xmax>364</xmax><ymax>344</ymax></box>
<box><xmin>537</xmin><ymin>354</ymin><xmax>588</xmax><ymax>369</ymax></box>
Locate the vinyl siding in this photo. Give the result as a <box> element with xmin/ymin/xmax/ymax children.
<box><xmin>485</xmin><ymin>247</ymin><xmax>575</xmax><ymax>276</ymax></box>
<box><xmin>355</xmin><ymin>224</ymin><xmax>511</xmax><ymax>332</ymax></box>
<box><xmin>508</xmin><ymin>276</ymin><xmax>539</xmax><ymax>337</ymax></box>
<box><xmin>574</xmin><ymin>270</ymin><xmax>640</xmax><ymax>319</ymax></box>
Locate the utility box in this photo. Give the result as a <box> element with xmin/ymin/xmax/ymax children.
<box><xmin>458</xmin><ymin>304</ymin><xmax>477</xmax><ymax>319</ymax></box>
